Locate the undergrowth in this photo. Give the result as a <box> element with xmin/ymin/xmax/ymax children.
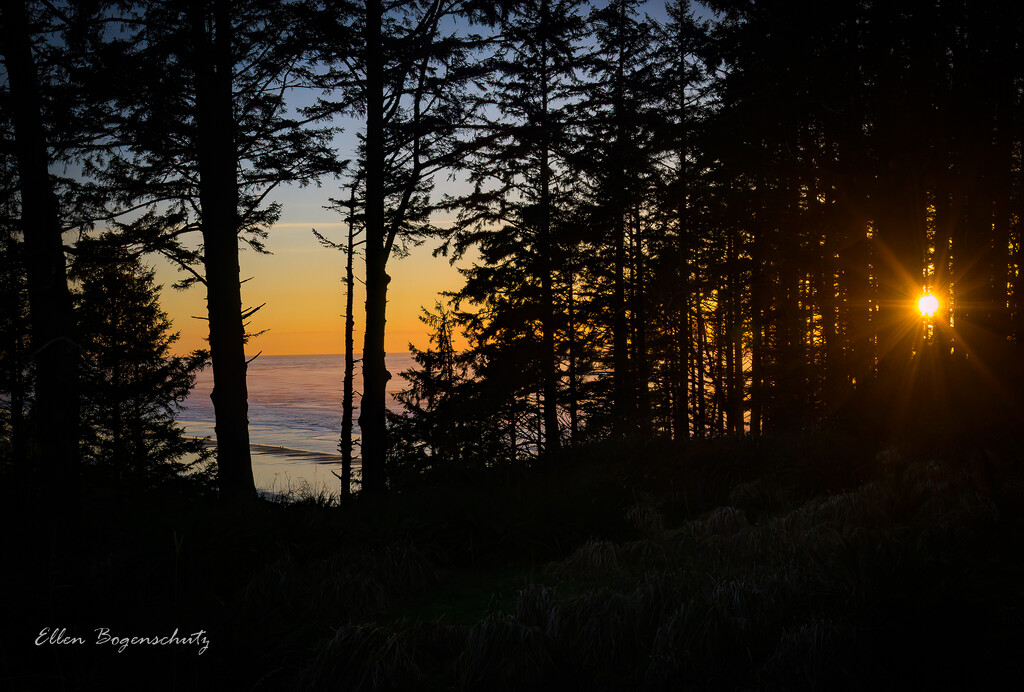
<box><xmin>4</xmin><ymin>433</ymin><xmax>1023</xmax><ymax>690</ymax></box>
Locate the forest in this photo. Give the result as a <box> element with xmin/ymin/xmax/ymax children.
<box><xmin>3</xmin><ymin>0</ymin><xmax>1024</xmax><ymax>689</ymax></box>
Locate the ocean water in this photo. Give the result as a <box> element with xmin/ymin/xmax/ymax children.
<box><xmin>179</xmin><ymin>353</ymin><xmax>417</xmax><ymax>497</ymax></box>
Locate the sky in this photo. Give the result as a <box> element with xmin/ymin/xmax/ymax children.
<box><xmin>154</xmin><ymin>180</ymin><xmax>469</xmax><ymax>356</ymax></box>
<box><xmin>153</xmin><ymin>78</ymin><xmax>476</xmax><ymax>357</ymax></box>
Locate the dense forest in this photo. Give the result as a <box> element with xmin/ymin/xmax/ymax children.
<box><xmin>3</xmin><ymin>0</ymin><xmax>1024</xmax><ymax>689</ymax></box>
<box><xmin>3</xmin><ymin>0</ymin><xmax>1024</xmax><ymax>498</ymax></box>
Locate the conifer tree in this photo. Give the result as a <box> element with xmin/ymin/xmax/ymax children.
<box><xmin>340</xmin><ymin>184</ymin><xmax>360</xmax><ymax>502</ymax></box>
<box><xmin>0</xmin><ymin>231</ymin><xmax>31</xmax><ymax>469</ymax></box>
<box><xmin>388</xmin><ymin>302</ymin><xmax>469</xmax><ymax>476</ymax></box>
<box><xmin>448</xmin><ymin>0</ymin><xmax>589</xmax><ymax>455</ymax></box>
<box><xmin>312</xmin><ymin>0</ymin><xmax>475</xmax><ymax>492</ymax></box>
<box><xmin>577</xmin><ymin>0</ymin><xmax>661</xmax><ymax>438</ymax></box>
<box><xmin>0</xmin><ymin>0</ymin><xmax>90</xmax><ymax>501</ymax></box>
<box><xmin>647</xmin><ymin>0</ymin><xmax>710</xmax><ymax>441</ymax></box>
<box><xmin>92</xmin><ymin>0</ymin><xmax>339</xmax><ymax>501</ymax></box>
<box><xmin>314</xmin><ymin>180</ymin><xmax>363</xmax><ymax>502</ymax></box>
<box><xmin>73</xmin><ymin>244</ymin><xmax>210</xmax><ymax>493</ymax></box>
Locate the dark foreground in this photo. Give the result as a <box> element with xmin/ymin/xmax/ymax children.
<box><xmin>3</xmin><ymin>432</ymin><xmax>1023</xmax><ymax>690</ymax></box>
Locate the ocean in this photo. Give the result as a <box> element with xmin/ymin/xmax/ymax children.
<box><xmin>179</xmin><ymin>353</ymin><xmax>417</xmax><ymax>498</ymax></box>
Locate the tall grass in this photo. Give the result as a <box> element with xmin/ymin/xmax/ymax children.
<box><xmin>5</xmin><ymin>434</ymin><xmax>1022</xmax><ymax>690</ymax></box>
<box><xmin>297</xmin><ymin>445</ymin><xmax>1023</xmax><ymax>690</ymax></box>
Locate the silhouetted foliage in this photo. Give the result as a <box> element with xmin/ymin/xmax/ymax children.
<box><xmin>388</xmin><ymin>302</ymin><xmax>474</xmax><ymax>478</ymax></box>
<box><xmin>6</xmin><ymin>2</ymin><xmax>1024</xmax><ymax>686</ymax></box>
<box><xmin>72</xmin><ymin>243</ymin><xmax>211</xmax><ymax>494</ymax></box>
<box><xmin>444</xmin><ymin>0</ymin><xmax>591</xmax><ymax>457</ymax></box>
<box><xmin>0</xmin><ymin>231</ymin><xmax>31</xmax><ymax>470</ymax></box>
<box><xmin>0</xmin><ymin>0</ymin><xmax>89</xmax><ymax>505</ymax></box>
<box><xmin>86</xmin><ymin>0</ymin><xmax>340</xmax><ymax>501</ymax></box>
<box><xmin>307</xmin><ymin>0</ymin><xmax>478</xmax><ymax>494</ymax></box>
<box><xmin>389</xmin><ymin>0</ymin><xmax>1024</xmax><ymax>472</ymax></box>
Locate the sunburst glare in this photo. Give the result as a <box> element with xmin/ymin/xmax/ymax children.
<box><xmin>918</xmin><ymin>294</ymin><xmax>939</xmax><ymax>317</ymax></box>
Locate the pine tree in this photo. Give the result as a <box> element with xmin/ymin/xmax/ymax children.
<box><xmin>388</xmin><ymin>302</ymin><xmax>470</xmax><ymax>479</ymax></box>
<box><xmin>647</xmin><ymin>0</ymin><xmax>711</xmax><ymax>441</ymax></box>
<box><xmin>447</xmin><ymin>0</ymin><xmax>589</xmax><ymax>456</ymax></box>
<box><xmin>313</xmin><ymin>180</ymin><xmax>363</xmax><ymax>502</ymax></box>
<box><xmin>577</xmin><ymin>0</ymin><xmax>661</xmax><ymax>438</ymax></box>
<box><xmin>73</xmin><ymin>243</ymin><xmax>210</xmax><ymax>494</ymax></box>
<box><xmin>0</xmin><ymin>232</ymin><xmax>31</xmax><ymax>470</ymax></box>
<box><xmin>90</xmin><ymin>0</ymin><xmax>339</xmax><ymax>501</ymax></box>
<box><xmin>0</xmin><ymin>0</ymin><xmax>83</xmax><ymax>502</ymax></box>
<box><xmin>311</xmin><ymin>0</ymin><xmax>476</xmax><ymax>493</ymax></box>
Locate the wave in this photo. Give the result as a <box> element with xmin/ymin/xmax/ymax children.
<box><xmin>250</xmin><ymin>443</ymin><xmax>352</xmax><ymax>465</ymax></box>
<box><xmin>191</xmin><ymin>436</ymin><xmax>353</xmax><ymax>465</ymax></box>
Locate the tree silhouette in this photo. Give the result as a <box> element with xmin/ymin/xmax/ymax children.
<box><xmin>0</xmin><ymin>0</ymin><xmax>85</xmax><ymax>503</ymax></box>
<box><xmin>6</xmin><ymin>0</ymin><xmax>1023</xmax><ymax>500</ymax></box>
<box><xmin>313</xmin><ymin>180</ymin><xmax>363</xmax><ymax>503</ymax></box>
<box><xmin>447</xmin><ymin>0</ymin><xmax>590</xmax><ymax>455</ymax></box>
<box><xmin>387</xmin><ymin>301</ymin><xmax>474</xmax><ymax>478</ymax></box>
<box><xmin>90</xmin><ymin>0</ymin><xmax>338</xmax><ymax>501</ymax></box>
<box><xmin>577</xmin><ymin>0</ymin><xmax>661</xmax><ymax>438</ymax></box>
<box><xmin>312</xmin><ymin>0</ymin><xmax>475</xmax><ymax>493</ymax></box>
<box><xmin>73</xmin><ymin>243</ymin><xmax>210</xmax><ymax>495</ymax></box>
<box><xmin>0</xmin><ymin>231</ymin><xmax>31</xmax><ymax>470</ymax></box>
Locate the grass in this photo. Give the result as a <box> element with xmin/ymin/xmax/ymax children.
<box><xmin>4</xmin><ymin>431</ymin><xmax>1024</xmax><ymax>689</ymax></box>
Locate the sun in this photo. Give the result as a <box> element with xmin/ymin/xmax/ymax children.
<box><xmin>918</xmin><ymin>294</ymin><xmax>939</xmax><ymax>317</ymax></box>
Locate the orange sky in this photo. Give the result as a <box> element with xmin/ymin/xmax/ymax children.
<box><xmin>154</xmin><ymin>184</ymin><xmax>470</xmax><ymax>356</ymax></box>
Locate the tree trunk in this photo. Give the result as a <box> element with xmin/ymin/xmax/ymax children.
<box><xmin>566</xmin><ymin>262</ymin><xmax>579</xmax><ymax>444</ymax></box>
<box><xmin>7</xmin><ymin>316</ymin><xmax>28</xmax><ymax>469</ymax></box>
<box><xmin>537</xmin><ymin>0</ymin><xmax>560</xmax><ymax>454</ymax></box>
<box><xmin>673</xmin><ymin>135</ymin><xmax>690</xmax><ymax>442</ymax></box>
<box><xmin>538</xmin><ymin>148</ymin><xmax>560</xmax><ymax>454</ymax></box>
<box><xmin>192</xmin><ymin>0</ymin><xmax>255</xmax><ymax>502</ymax></box>
<box><xmin>613</xmin><ymin>202</ymin><xmax>630</xmax><ymax>436</ymax></box>
<box><xmin>671</xmin><ymin>3</ymin><xmax>691</xmax><ymax>443</ymax></box>
<box><xmin>610</xmin><ymin>29</ymin><xmax>633</xmax><ymax>439</ymax></box>
<box><xmin>820</xmin><ymin>189</ymin><xmax>842</xmax><ymax>415</ymax></box>
<box><xmin>749</xmin><ymin>228</ymin><xmax>765</xmax><ymax>437</ymax></box>
<box><xmin>693</xmin><ymin>295</ymin><xmax>706</xmax><ymax>438</ymax></box>
<box><xmin>1</xmin><ymin>0</ymin><xmax>80</xmax><ymax>502</ymax></box>
<box><xmin>631</xmin><ymin>209</ymin><xmax>650</xmax><ymax>437</ymax></box>
<box><xmin>359</xmin><ymin>0</ymin><xmax>389</xmax><ymax>494</ymax></box>
<box><xmin>340</xmin><ymin>185</ymin><xmax>357</xmax><ymax>503</ymax></box>
<box><xmin>725</xmin><ymin>233</ymin><xmax>742</xmax><ymax>433</ymax></box>
<box><xmin>673</xmin><ymin>310</ymin><xmax>689</xmax><ymax>440</ymax></box>
<box><xmin>714</xmin><ymin>298</ymin><xmax>725</xmax><ymax>433</ymax></box>
<box><xmin>1</xmin><ymin>240</ymin><xmax>31</xmax><ymax>486</ymax></box>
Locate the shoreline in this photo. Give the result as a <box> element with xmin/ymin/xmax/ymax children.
<box><xmin>191</xmin><ymin>438</ymin><xmax>358</xmax><ymax>499</ymax></box>
<box><xmin>195</xmin><ymin>437</ymin><xmax>357</xmax><ymax>466</ymax></box>
<box><xmin>250</xmin><ymin>442</ymin><xmax>353</xmax><ymax>466</ymax></box>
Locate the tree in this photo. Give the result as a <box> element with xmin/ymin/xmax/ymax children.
<box><xmin>0</xmin><ymin>0</ymin><xmax>83</xmax><ymax>501</ymax></box>
<box><xmin>339</xmin><ymin>187</ymin><xmax>360</xmax><ymax>502</ymax></box>
<box><xmin>93</xmin><ymin>0</ymin><xmax>339</xmax><ymax>501</ymax></box>
<box><xmin>313</xmin><ymin>180</ymin><xmax>363</xmax><ymax>503</ymax></box>
<box><xmin>447</xmin><ymin>0</ymin><xmax>589</xmax><ymax>455</ymax></box>
<box><xmin>577</xmin><ymin>0</ymin><xmax>661</xmax><ymax>438</ymax></box>
<box><xmin>646</xmin><ymin>0</ymin><xmax>711</xmax><ymax>441</ymax></box>
<box><xmin>73</xmin><ymin>243</ymin><xmax>210</xmax><ymax>494</ymax></box>
<box><xmin>312</xmin><ymin>0</ymin><xmax>475</xmax><ymax>493</ymax></box>
<box><xmin>0</xmin><ymin>231</ymin><xmax>31</xmax><ymax>470</ymax></box>
<box><xmin>387</xmin><ymin>302</ymin><xmax>470</xmax><ymax>477</ymax></box>
<box><xmin>700</xmin><ymin>0</ymin><xmax>1024</xmax><ymax>434</ymax></box>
